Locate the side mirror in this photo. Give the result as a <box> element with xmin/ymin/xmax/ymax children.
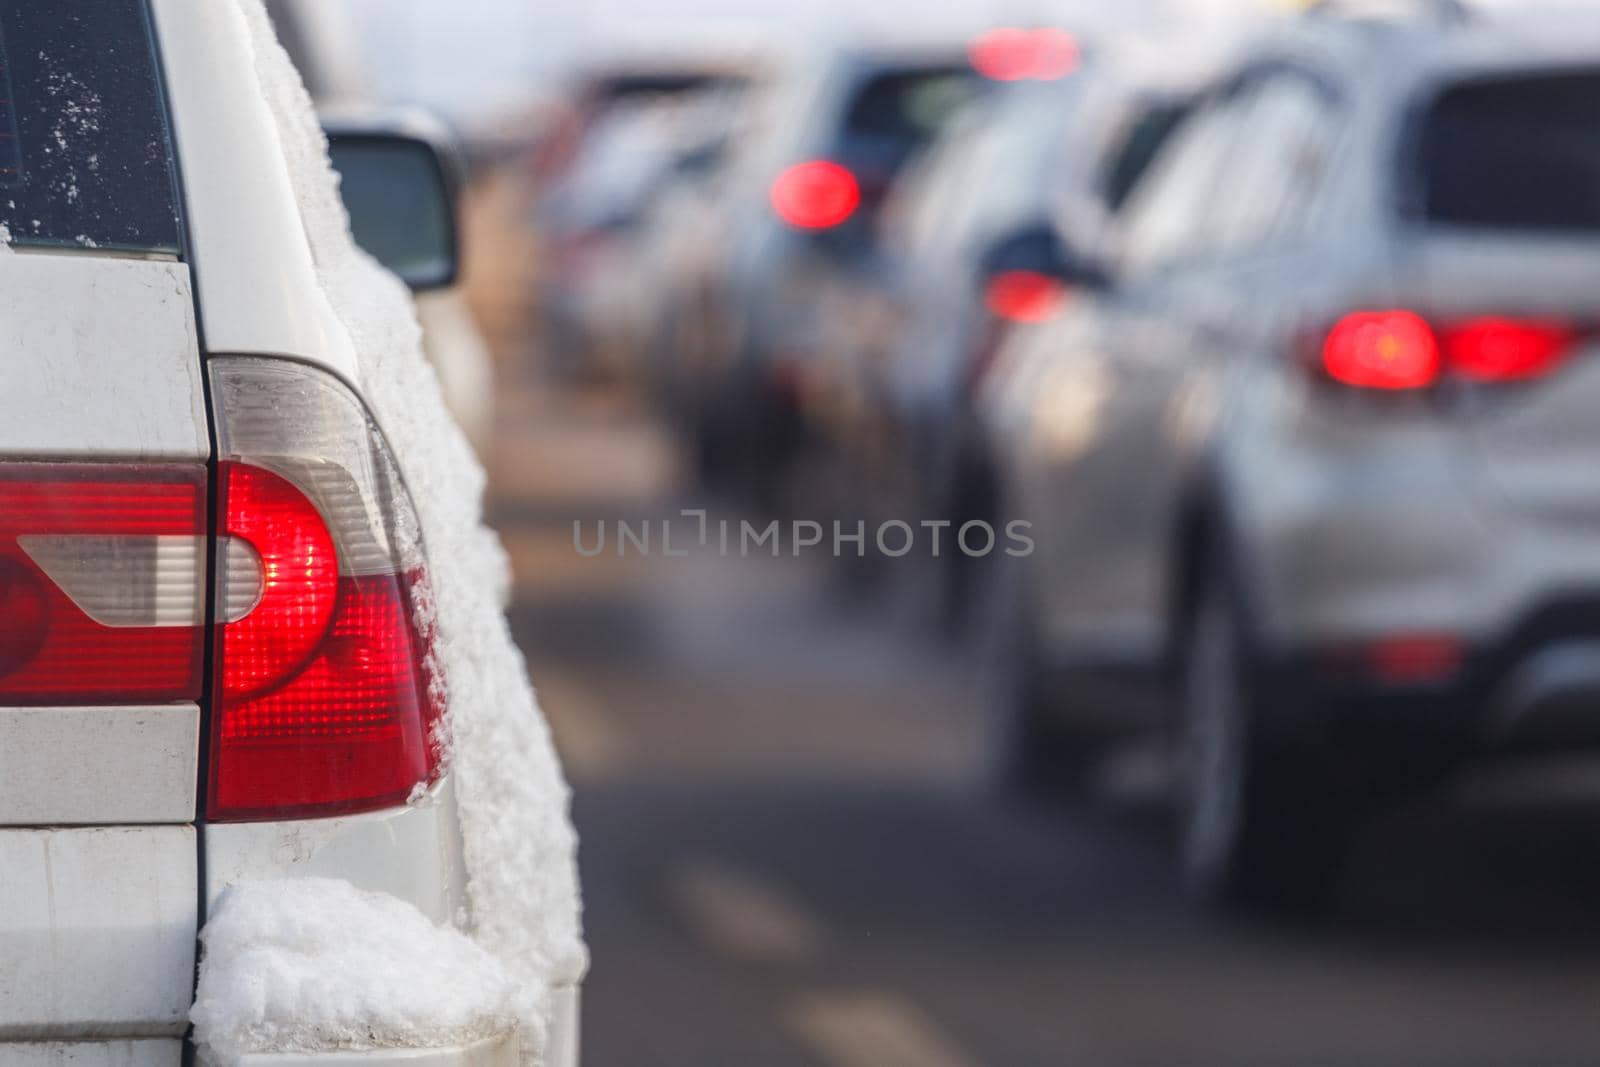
<box><xmin>325</xmin><ymin>121</ymin><xmax>461</xmax><ymax>292</ymax></box>
<box><xmin>980</xmin><ymin>223</ymin><xmax>1110</xmax><ymax>294</ymax></box>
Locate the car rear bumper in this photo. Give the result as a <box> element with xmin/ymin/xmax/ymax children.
<box><xmin>216</xmin><ymin>1034</ymin><xmax>516</xmax><ymax>1067</ymax></box>
<box><xmin>196</xmin><ymin>986</ymin><xmax>578</xmax><ymax>1067</ymax></box>
<box><xmin>1261</xmin><ymin>594</ymin><xmax>1600</xmax><ymax>757</ymax></box>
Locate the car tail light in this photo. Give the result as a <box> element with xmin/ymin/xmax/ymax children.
<box><xmin>0</xmin><ymin>465</ymin><xmax>206</xmax><ymax>702</ymax></box>
<box><xmin>771</xmin><ymin>161</ymin><xmax>860</xmax><ymax>230</ymax></box>
<box><xmin>208</xmin><ymin>357</ymin><xmax>439</xmax><ymax>822</ymax></box>
<box><xmin>1438</xmin><ymin>317</ymin><xmax>1577</xmax><ymax>382</ymax></box>
<box><xmin>1368</xmin><ymin>634</ymin><xmax>1465</xmax><ymax>684</ymax></box>
<box><xmin>984</xmin><ymin>270</ymin><xmax>1068</xmax><ymax>324</ymax></box>
<box><xmin>969</xmin><ymin>27</ymin><xmax>1080</xmax><ymax>82</ymax></box>
<box><xmin>1321</xmin><ymin>310</ymin><xmax>1441</xmax><ymax>390</ymax></box>
<box><xmin>1318</xmin><ymin>310</ymin><xmax>1586</xmax><ymax>391</ymax></box>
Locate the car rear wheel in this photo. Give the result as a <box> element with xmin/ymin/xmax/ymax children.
<box><xmin>1179</xmin><ymin>570</ymin><xmax>1345</xmax><ymax>910</ymax></box>
<box><xmin>985</xmin><ymin>558</ymin><xmax>1103</xmax><ymax>799</ymax></box>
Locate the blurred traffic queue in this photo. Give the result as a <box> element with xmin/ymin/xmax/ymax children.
<box><xmin>529</xmin><ymin>0</ymin><xmax>1600</xmax><ymax>910</ymax></box>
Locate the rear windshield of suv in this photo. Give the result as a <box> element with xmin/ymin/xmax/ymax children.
<box><xmin>834</xmin><ymin>65</ymin><xmax>979</xmax><ymax>180</ymax></box>
<box><xmin>1417</xmin><ymin>68</ymin><xmax>1600</xmax><ymax>234</ymax></box>
<box><xmin>0</xmin><ymin>0</ymin><xmax>180</xmax><ymax>254</ymax></box>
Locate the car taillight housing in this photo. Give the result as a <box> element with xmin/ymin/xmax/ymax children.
<box><xmin>770</xmin><ymin>161</ymin><xmax>860</xmax><ymax>230</ymax></box>
<box><xmin>208</xmin><ymin>357</ymin><xmax>440</xmax><ymax>822</ymax></box>
<box><xmin>984</xmin><ymin>270</ymin><xmax>1069</xmax><ymax>324</ymax></box>
<box><xmin>1317</xmin><ymin>310</ymin><xmax>1588</xmax><ymax>391</ymax></box>
<box><xmin>0</xmin><ymin>465</ymin><xmax>206</xmax><ymax>702</ymax></box>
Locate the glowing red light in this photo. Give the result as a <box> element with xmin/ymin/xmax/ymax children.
<box><xmin>770</xmin><ymin>161</ymin><xmax>860</xmax><ymax>230</ymax></box>
<box><xmin>218</xmin><ymin>462</ymin><xmax>339</xmax><ymax>699</ymax></box>
<box><xmin>1440</xmin><ymin>317</ymin><xmax>1576</xmax><ymax>382</ymax></box>
<box><xmin>0</xmin><ymin>467</ymin><xmax>205</xmax><ymax>703</ymax></box>
<box><xmin>1369</xmin><ymin>634</ymin><xmax>1465</xmax><ymax>684</ymax></box>
<box><xmin>1029</xmin><ymin>28</ymin><xmax>1081</xmax><ymax>80</ymax></box>
<box><xmin>1321</xmin><ymin>310</ymin><xmax>1441</xmax><ymax>391</ymax></box>
<box><xmin>969</xmin><ymin>27</ymin><xmax>1080</xmax><ymax>82</ymax></box>
<box><xmin>212</xmin><ymin>460</ymin><xmax>436</xmax><ymax>821</ymax></box>
<box><xmin>985</xmin><ymin>270</ymin><xmax>1068</xmax><ymax>323</ymax></box>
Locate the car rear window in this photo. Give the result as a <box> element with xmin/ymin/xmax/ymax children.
<box><xmin>0</xmin><ymin>0</ymin><xmax>180</xmax><ymax>254</ymax></box>
<box><xmin>1417</xmin><ymin>69</ymin><xmax>1600</xmax><ymax>234</ymax></box>
<box><xmin>833</xmin><ymin>65</ymin><xmax>979</xmax><ymax>179</ymax></box>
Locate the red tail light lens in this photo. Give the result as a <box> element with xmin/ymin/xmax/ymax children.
<box><xmin>969</xmin><ymin>27</ymin><xmax>1081</xmax><ymax>82</ymax></box>
<box><xmin>1321</xmin><ymin>311</ymin><xmax>1441</xmax><ymax>390</ymax></box>
<box><xmin>1320</xmin><ymin>311</ymin><xmax>1585</xmax><ymax>391</ymax></box>
<box><xmin>984</xmin><ymin>270</ymin><xmax>1068</xmax><ymax>324</ymax></box>
<box><xmin>217</xmin><ymin>464</ymin><xmax>338</xmax><ymax>698</ymax></box>
<box><xmin>1439</xmin><ymin>317</ymin><xmax>1577</xmax><ymax>382</ymax></box>
<box><xmin>0</xmin><ymin>466</ymin><xmax>205</xmax><ymax>703</ymax></box>
<box><xmin>771</xmin><ymin>161</ymin><xmax>860</xmax><ymax>230</ymax></box>
<box><xmin>208</xmin><ymin>359</ymin><xmax>440</xmax><ymax>822</ymax></box>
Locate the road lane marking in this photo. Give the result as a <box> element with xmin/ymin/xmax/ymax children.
<box><xmin>533</xmin><ymin>668</ymin><xmax>630</xmax><ymax>781</ymax></box>
<box><xmin>669</xmin><ymin>860</ymin><xmax>826</xmax><ymax>964</ymax></box>
<box><xmin>784</xmin><ymin>991</ymin><xmax>980</xmax><ymax>1067</ymax></box>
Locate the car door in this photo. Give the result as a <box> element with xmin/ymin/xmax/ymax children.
<box><xmin>0</xmin><ymin>1</ymin><xmax>208</xmax><ymax>1061</ymax></box>
<box><xmin>1027</xmin><ymin>93</ymin><xmax>1246</xmax><ymax>665</ymax></box>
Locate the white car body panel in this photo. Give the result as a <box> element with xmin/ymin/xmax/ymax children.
<box><xmin>222</xmin><ymin>1034</ymin><xmax>517</xmax><ymax>1067</ymax></box>
<box><xmin>150</xmin><ymin>0</ymin><xmax>360</xmax><ymax>384</ymax></box>
<box><xmin>0</xmin><ymin>828</ymin><xmax>196</xmax><ymax>1037</ymax></box>
<box><xmin>8</xmin><ymin>1042</ymin><xmax>180</xmax><ymax>1067</ymax></box>
<box><xmin>0</xmin><ymin>255</ymin><xmax>207</xmax><ymax>460</ymax></box>
<box><xmin>202</xmin><ymin>778</ymin><xmax>470</xmax><ymax>925</ymax></box>
<box><xmin>0</xmin><ymin>706</ymin><xmax>198</xmax><ymax>825</ymax></box>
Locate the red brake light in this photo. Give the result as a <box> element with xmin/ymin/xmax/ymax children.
<box><xmin>1439</xmin><ymin>317</ymin><xmax>1576</xmax><ymax>382</ymax></box>
<box><xmin>1321</xmin><ymin>310</ymin><xmax>1441</xmax><ymax>391</ymax></box>
<box><xmin>969</xmin><ymin>27</ymin><xmax>1081</xmax><ymax>82</ymax></box>
<box><xmin>208</xmin><ymin>359</ymin><xmax>440</xmax><ymax>822</ymax></box>
<box><xmin>984</xmin><ymin>270</ymin><xmax>1068</xmax><ymax>323</ymax></box>
<box><xmin>1320</xmin><ymin>311</ymin><xmax>1584</xmax><ymax>390</ymax></box>
<box><xmin>217</xmin><ymin>464</ymin><xmax>338</xmax><ymax>698</ymax></box>
<box><xmin>1368</xmin><ymin>634</ymin><xmax>1465</xmax><ymax>685</ymax></box>
<box><xmin>0</xmin><ymin>466</ymin><xmax>205</xmax><ymax>703</ymax></box>
<box><xmin>771</xmin><ymin>161</ymin><xmax>860</xmax><ymax>230</ymax></box>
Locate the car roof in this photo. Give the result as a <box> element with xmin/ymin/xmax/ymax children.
<box><xmin>1248</xmin><ymin>5</ymin><xmax>1600</xmax><ymax>96</ymax></box>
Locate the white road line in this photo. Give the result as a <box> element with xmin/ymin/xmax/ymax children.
<box><xmin>668</xmin><ymin>860</ymin><xmax>827</xmax><ymax>965</ymax></box>
<box><xmin>534</xmin><ymin>669</ymin><xmax>630</xmax><ymax>781</ymax></box>
<box><xmin>783</xmin><ymin>991</ymin><xmax>981</xmax><ymax>1067</ymax></box>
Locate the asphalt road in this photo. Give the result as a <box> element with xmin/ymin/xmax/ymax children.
<box><xmin>478</xmin><ymin>381</ymin><xmax>1600</xmax><ymax>1067</ymax></box>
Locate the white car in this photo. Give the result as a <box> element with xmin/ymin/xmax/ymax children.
<box><xmin>0</xmin><ymin>2</ymin><xmax>581</xmax><ymax>1065</ymax></box>
<box><xmin>984</xmin><ymin>5</ymin><xmax>1600</xmax><ymax>906</ymax></box>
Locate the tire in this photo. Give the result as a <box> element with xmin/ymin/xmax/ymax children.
<box><xmin>984</xmin><ymin>557</ymin><xmax>1103</xmax><ymax>800</ymax></box>
<box><xmin>1178</xmin><ymin>567</ymin><xmax>1346</xmax><ymax>911</ymax></box>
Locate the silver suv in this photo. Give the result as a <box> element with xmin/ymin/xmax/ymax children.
<box><xmin>984</xmin><ymin>6</ymin><xmax>1600</xmax><ymax>906</ymax></box>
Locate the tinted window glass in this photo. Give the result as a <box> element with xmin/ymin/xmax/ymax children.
<box><xmin>1419</xmin><ymin>70</ymin><xmax>1600</xmax><ymax>233</ymax></box>
<box><xmin>1117</xmin><ymin>98</ymin><xmax>1243</xmax><ymax>276</ymax></box>
<box><xmin>1099</xmin><ymin>101</ymin><xmax>1190</xmax><ymax>213</ymax></box>
<box><xmin>833</xmin><ymin>66</ymin><xmax>979</xmax><ymax>182</ymax></box>
<box><xmin>0</xmin><ymin>0</ymin><xmax>180</xmax><ymax>253</ymax></box>
<box><xmin>1207</xmin><ymin>73</ymin><xmax>1340</xmax><ymax>254</ymax></box>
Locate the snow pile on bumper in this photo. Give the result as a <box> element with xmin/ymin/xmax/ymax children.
<box><xmin>191</xmin><ymin>879</ymin><xmax>518</xmax><ymax>1063</ymax></box>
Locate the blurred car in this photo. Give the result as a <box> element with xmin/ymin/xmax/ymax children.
<box><xmin>982</xmin><ymin>5</ymin><xmax>1600</xmax><ymax>907</ymax></box>
<box><xmin>679</xmin><ymin>45</ymin><xmax>987</xmax><ymax>497</ymax></box>
<box><xmin>0</xmin><ymin>2</ymin><xmax>574</xmax><ymax>1063</ymax></box>
<box><xmin>817</xmin><ymin>49</ymin><xmax>1199</xmax><ymax>614</ymax></box>
<box><xmin>266</xmin><ymin>0</ymin><xmax>496</xmax><ymax>455</ymax></box>
<box><xmin>534</xmin><ymin>65</ymin><xmax>749</xmax><ymax>382</ymax></box>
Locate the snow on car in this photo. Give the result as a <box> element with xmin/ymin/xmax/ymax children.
<box><xmin>0</xmin><ymin>1</ymin><xmax>583</xmax><ymax>1065</ymax></box>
